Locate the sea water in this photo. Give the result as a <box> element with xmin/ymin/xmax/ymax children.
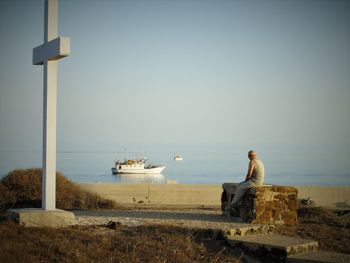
<box><xmin>0</xmin><ymin>143</ymin><xmax>349</xmax><ymax>185</ymax></box>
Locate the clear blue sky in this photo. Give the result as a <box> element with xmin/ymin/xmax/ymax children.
<box><xmin>1</xmin><ymin>0</ymin><xmax>349</xmax><ymax>153</ymax></box>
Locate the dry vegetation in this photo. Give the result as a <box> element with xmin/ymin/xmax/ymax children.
<box><xmin>276</xmin><ymin>207</ymin><xmax>350</xmax><ymax>254</ymax></box>
<box><xmin>1</xmin><ymin>168</ymin><xmax>349</xmax><ymax>262</ymax></box>
<box><xmin>0</xmin><ymin>222</ymin><xmax>240</xmax><ymax>263</ymax></box>
<box><xmin>1</xmin><ymin>207</ymin><xmax>348</xmax><ymax>262</ymax></box>
<box><xmin>0</xmin><ymin>168</ymin><xmax>241</xmax><ymax>262</ymax></box>
<box><xmin>0</xmin><ymin>168</ymin><xmax>122</xmax><ymax>215</ymax></box>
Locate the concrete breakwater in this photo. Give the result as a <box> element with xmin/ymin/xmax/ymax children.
<box><xmin>78</xmin><ymin>183</ymin><xmax>350</xmax><ymax>209</ymax></box>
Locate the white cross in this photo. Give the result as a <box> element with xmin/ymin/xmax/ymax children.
<box><xmin>33</xmin><ymin>0</ymin><xmax>70</xmax><ymax>210</ymax></box>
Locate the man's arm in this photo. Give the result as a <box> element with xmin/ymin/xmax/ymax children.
<box><xmin>245</xmin><ymin>160</ymin><xmax>256</xmax><ymax>181</ymax></box>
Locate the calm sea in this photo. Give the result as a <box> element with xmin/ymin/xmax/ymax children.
<box><xmin>0</xmin><ymin>143</ymin><xmax>349</xmax><ymax>185</ymax></box>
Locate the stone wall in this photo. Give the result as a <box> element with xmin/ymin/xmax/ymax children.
<box><xmin>79</xmin><ymin>183</ymin><xmax>223</xmax><ymax>206</ymax></box>
<box><xmin>78</xmin><ymin>183</ymin><xmax>349</xmax><ymax>209</ymax></box>
<box><xmin>222</xmin><ymin>184</ymin><xmax>298</xmax><ymax>225</ymax></box>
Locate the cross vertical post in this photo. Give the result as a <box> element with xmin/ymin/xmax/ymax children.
<box><xmin>33</xmin><ymin>0</ymin><xmax>70</xmax><ymax>210</ymax></box>
<box><xmin>42</xmin><ymin>0</ymin><xmax>57</xmax><ymax>211</ymax></box>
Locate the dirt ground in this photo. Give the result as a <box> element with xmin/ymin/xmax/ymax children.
<box><xmin>0</xmin><ymin>207</ymin><xmax>349</xmax><ymax>263</ymax></box>
<box><xmin>275</xmin><ymin>207</ymin><xmax>350</xmax><ymax>254</ymax></box>
<box><xmin>2</xmin><ymin>170</ymin><xmax>349</xmax><ymax>262</ymax></box>
<box><xmin>0</xmin><ymin>221</ymin><xmax>242</xmax><ymax>263</ymax></box>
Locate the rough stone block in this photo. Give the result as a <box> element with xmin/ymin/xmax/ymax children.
<box><xmin>7</xmin><ymin>208</ymin><xmax>76</xmax><ymax>227</ymax></box>
<box><xmin>227</xmin><ymin>234</ymin><xmax>318</xmax><ymax>256</ymax></box>
<box><xmin>222</xmin><ymin>184</ymin><xmax>298</xmax><ymax>225</ymax></box>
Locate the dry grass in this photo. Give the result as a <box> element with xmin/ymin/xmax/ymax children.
<box><xmin>2</xmin><ymin>169</ymin><xmax>349</xmax><ymax>261</ymax></box>
<box><xmin>276</xmin><ymin>207</ymin><xmax>350</xmax><ymax>254</ymax></box>
<box><xmin>0</xmin><ymin>169</ymin><xmax>241</xmax><ymax>262</ymax></box>
<box><xmin>0</xmin><ymin>222</ymin><xmax>240</xmax><ymax>263</ymax></box>
<box><xmin>1</xmin><ymin>207</ymin><xmax>348</xmax><ymax>262</ymax></box>
<box><xmin>0</xmin><ymin>168</ymin><xmax>122</xmax><ymax>214</ymax></box>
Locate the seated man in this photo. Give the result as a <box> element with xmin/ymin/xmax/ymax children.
<box><xmin>230</xmin><ymin>150</ymin><xmax>265</xmax><ymax>208</ymax></box>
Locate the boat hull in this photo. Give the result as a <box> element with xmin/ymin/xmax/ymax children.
<box><xmin>112</xmin><ymin>166</ymin><xmax>166</xmax><ymax>174</ymax></box>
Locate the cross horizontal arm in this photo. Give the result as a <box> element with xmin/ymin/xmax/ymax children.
<box><xmin>33</xmin><ymin>37</ymin><xmax>70</xmax><ymax>65</ymax></box>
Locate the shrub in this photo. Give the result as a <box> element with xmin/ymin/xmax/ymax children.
<box><xmin>0</xmin><ymin>168</ymin><xmax>121</xmax><ymax>212</ymax></box>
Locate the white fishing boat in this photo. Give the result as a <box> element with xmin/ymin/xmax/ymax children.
<box><xmin>111</xmin><ymin>158</ymin><xmax>166</xmax><ymax>174</ymax></box>
<box><xmin>174</xmin><ymin>154</ymin><xmax>183</xmax><ymax>161</ymax></box>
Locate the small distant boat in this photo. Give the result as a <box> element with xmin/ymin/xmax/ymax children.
<box><xmin>174</xmin><ymin>155</ymin><xmax>183</xmax><ymax>161</ymax></box>
<box><xmin>112</xmin><ymin>158</ymin><xmax>166</xmax><ymax>174</ymax></box>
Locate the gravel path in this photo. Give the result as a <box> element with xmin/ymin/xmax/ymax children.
<box><xmin>73</xmin><ymin>209</ymin><xmax>252</xmax><ymax>230</ymax></box>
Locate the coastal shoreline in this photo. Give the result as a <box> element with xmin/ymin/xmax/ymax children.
<box><xmin>79</xmin><ymin>183</ymin><xmax>350</xmax><ymax>209</ymax></box>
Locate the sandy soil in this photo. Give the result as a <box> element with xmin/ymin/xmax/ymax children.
<box><xmin>73</xmin><ymin>208</ymin><xmax>252</xmax><ymax>230</ymax></box>
<box><xmin>73</xmin><ymin>207</ymin><xmax>350</xmax><ymax>255</ymax></box>
<box><xmin>276</xmin><ymin>207</ymin><xmax>350</xmax><ymax>254</ymax></box>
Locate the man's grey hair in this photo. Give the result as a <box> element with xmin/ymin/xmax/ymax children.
<box><xmin>248</xmin><ymin>150</ymin><xmax>256</xmax><ymax>156</ymax></box>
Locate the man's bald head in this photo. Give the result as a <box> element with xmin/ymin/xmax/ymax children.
<box><xmin>248</xmin><ymin>150</ymin><xmax>257</xmax><ymax>160</ymax></box>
